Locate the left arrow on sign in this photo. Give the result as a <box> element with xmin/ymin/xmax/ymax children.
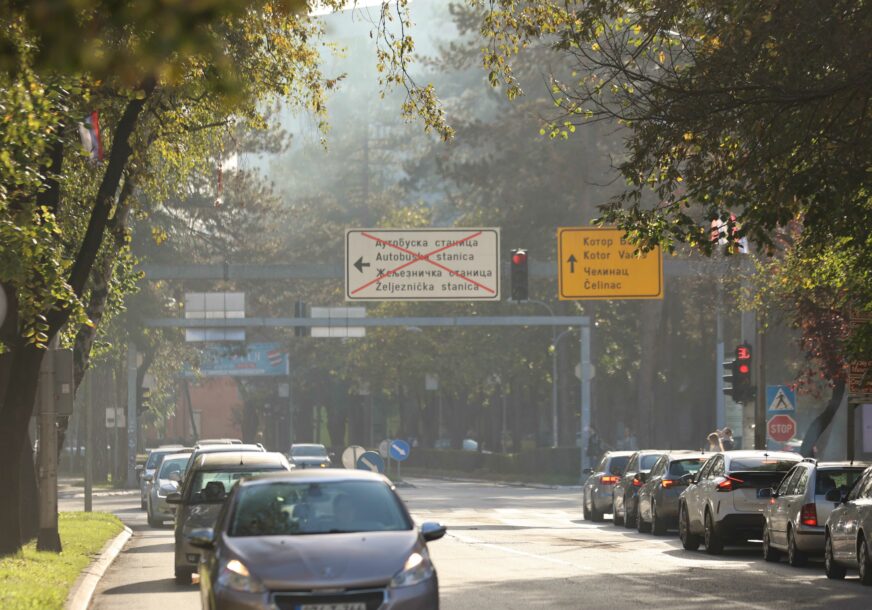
<box><xmin>354</xmin><ymin>257</ymin><xmax>370</xmax><ymax>273</ymax></box>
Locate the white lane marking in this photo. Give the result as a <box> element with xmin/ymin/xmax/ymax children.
<box><xmin>447</xmin><ymin>531</ymin><xmax>579</xmax><ymax>567</ymax></box>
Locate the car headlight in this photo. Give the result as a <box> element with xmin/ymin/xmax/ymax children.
<box><xmin>217</xmin><ymin>559</ymin><xmax>265</xmax><ymax>593</ymax></box>
<box><xmin>390</xmin><ymin>549</ymin><xmax>433</xmax><ymax>588</ymax></box>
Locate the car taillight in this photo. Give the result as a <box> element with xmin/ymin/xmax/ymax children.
<box><xmin>600</xmin><ymin>475</ymin><xmax>620</xmax><ymax>484</ymax></box>
<box><xmin>716</xmin><ymin>475</ymin><xmax>744</xmax><ymax>492</ymax></box>
<box><xmin>661</xmin><ymin>479</ymin><xmax>676</xmax><ymax>488</ymax></box>
<box><xmin>801</xmin><ymin>503</ymin><xmax>818</xmax><ymax>527</ymax></box>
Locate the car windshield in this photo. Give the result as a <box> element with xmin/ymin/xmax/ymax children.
<box><xmin>292</xmin><ymin>446</ymin><xmax>327</xmax><ymax>457</ymax></box>
<box><xmin>146</xmin><ymin>450</ymin><xmax>172</xmax><ymax>469</ymax></box>
<box><xmin>228</xmin><ymin>480</ymin><xmax>413</xmax><ymax>536</ymax></box>
<box><xmin>729</xmin><ymin>457</ymin><xmax>799</xmax><ymax>472</ymax></box>
<box><xmin>668</xmin><ymin>458</ymin><xmax>707</xmax><ymax>477</ymax></box>
<box><xmin>640</xmin><ymin>455</ymin><xmax>661</xmax><ymax>470</ymax></box>
<box><xmin>608</xmin><ymin>456</ymin><xmax>630</xmax><ymax>474</ymax></box>
<box><xmin>815</xmin><ymin>469</ymin><xmax>865</xmax><ymax>495</ymax></box>
<box><xmin>188</xmin><ymin>468</ymin><xmax>283</xmax><ymax>504</ymax></box>
<box><xmin>158</xmin><ymin>457</ymin><xmax>189</xmax><ymax>479</ymax></box>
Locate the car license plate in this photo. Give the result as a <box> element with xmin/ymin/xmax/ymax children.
<box><xmin>299</xmin><ymin>605</ymin><xmax>366</xmax><ymax>610</ymax></box>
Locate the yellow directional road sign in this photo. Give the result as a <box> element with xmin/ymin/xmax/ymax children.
<box><xmin>558</xmin><ymin>227</ymin><xmax>663</xmax><ymax>300</ymax></box>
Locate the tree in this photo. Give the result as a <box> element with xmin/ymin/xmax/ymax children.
<box><xmin>474</xmin><ymin>0</ymin><xmax>872</xmax><ymax>358</ymax></box>
<box><xmin>0</xmin><ymin>0</ymin><xmax>354</xmax><ymax>556</ymax></box>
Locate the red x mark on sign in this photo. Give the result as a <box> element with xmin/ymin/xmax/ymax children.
<box><xmin>348</xmin><ymin>229</ymin><xmax>499</xmax><ymax>298</ymax></box>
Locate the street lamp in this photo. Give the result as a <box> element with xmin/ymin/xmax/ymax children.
<box><xmin>549</xmin><ymin>328</ymin><xmax>577</xmax><ymax>448</ymax></box>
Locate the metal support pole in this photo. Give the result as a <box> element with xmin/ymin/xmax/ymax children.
<box><xmin>715</xmin><ymin>284</ymin><xmax>725</xmax><ymax>431</ymax></box>
<box><xmin>126</xmin><ymin>343</ymin><xmax>137</xmax><ymax>488</ymax></box>
<box><xmin>754</xmin><ymin>326</ymin><xmax>766</xmax><ymax>449</ymax></box>
<box><xmin>551</xmin><ymin>345</ymin><xmax>559</xmax><ymax>448</ymax></box>
<box><xmin>580</xmin><ymin>326</ymin><xmax>592</xmax><ymax>477</ymax></box>
<box><xmin>848</xmin><ymin>403</ymin><xmax>856</xmax><ymax>461</ymax></box>
<box><xmin>84</xmin><ymin>370</ymin><xmax>93</xmax><ymax>512</ymax></box>
<box><xmin>37</xmin><ymin>344</ymin><xmax>61</xmax><ymax>552</ymax></box>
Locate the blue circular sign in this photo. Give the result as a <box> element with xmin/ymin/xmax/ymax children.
<box><xmin>356</xmin><ymin>451</ymin><xmax>385</xmax><ymax>474</ymax></box>
<box><xmin>389</xmin><ymin>439</ymin><xmax>411</xmax><ymax>462</ymax></box>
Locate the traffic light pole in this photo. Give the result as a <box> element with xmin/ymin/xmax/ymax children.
<box><xmin>754</xmin><ymin>327</ymin><xmax>767</xmax><ymax>449</ymax></box>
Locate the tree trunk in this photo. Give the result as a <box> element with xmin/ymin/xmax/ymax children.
<box><xmin>800</xmin><ymin>379</ymin><xmax>846</xmax><ymax>457</ymax></box>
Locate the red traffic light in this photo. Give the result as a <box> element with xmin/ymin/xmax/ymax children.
<box><xmin>512</xmin><ymin>251</ymin><xmax>527</xmax><ymax>266</ymax></box>
<box><xmin>738</xmin><ymin>363</ymin><xmax>750</xmax><ymax>374</ymax></box>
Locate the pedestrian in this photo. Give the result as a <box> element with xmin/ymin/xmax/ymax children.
<box><xmin>587</xmin><ymin>426</ymin><xmax>605</xmax><ymax>462</ymax></box>
<box><xmin>707</xmin><ymin>432</ymin><xmax>723</xmax><ymax>452</ymax></box>
<box><xmin>720</xmin><ymin>427</ymin><xmax>735</xmax><ymax>451</ymax></box>
<box><xmin>616</xmin><ymin>425</ymin><xmax>638</xmax><ymax>451</ymax></box>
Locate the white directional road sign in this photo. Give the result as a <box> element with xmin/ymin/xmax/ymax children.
<box><xmin>345</xmin><ymin>228</ymin><xmax>500</xmax><ymax>301</ymax></box>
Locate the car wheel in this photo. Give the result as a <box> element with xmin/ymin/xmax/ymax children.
<box><xmin>147</xmin><ymin>512</ymin><xmax>161</xmax><ymax>527</ymax></box>
<box><xmin>175</xmin><ymin>566</ymin><xmax>194</xmax><ymax>585</ymax></box>
<box><xmin>679</xmin><ymin>502</ymin><xmax>700</xmax><ymax>551</ymax></box>
<box><xmin>859</xmin><ymin>536</ymin><xmax>872</xmax><ymax>586</ymax></box>
<box><xmin>582</xmin><ymin>493</ymin><xmax>590</xmax><ymax>521</ymax></box>
<box><xmin>704</xmin><ymin>509</ymin><xmax>724</xmax><ymax>555</ymax></box>
<box><xmin>636</xmin><ymin>502</ymin><xmax>651</xmax><ymax>533</ymax></box>
<box><xmin>623</xmin><ymin>494</ymin><xmax>635</xmax><ymax>529</ymax></box>
<box><xmin>787</xmin><ymin>527</ymin><xmax>807</xmax><ymax>567</ymax></box>
<box><xmin>825</xmin><ymin>532</ymin><xmax>846</xmax><ymax>580</ymax></box>
<box><xmin>612</xmin><ymin>500</ymin><xmax>624</xmax><ymax>526</ymax></box>
<box><xmin>651</xmin><ymin>500</ymin><xmax>666</xmax><ymax>536</ymax></box>
<box><xmin>590</xmin><ymin>501</ymin><xmax>604</xmax><ymax>523</ymax></box>
<box><xmin>141</xmin><ymin>499</ymin><xmax>147</xmax><ymax>510</ymax></box>
<box><xmin>762</xmin><ymin>523</ymin><xmax>781</xmax><ymax>562</ymax></box>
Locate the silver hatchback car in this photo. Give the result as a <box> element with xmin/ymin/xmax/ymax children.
<box><xmin>762</xmin><ymin>459</ymin><xmax>866</xmax><ymax>566</ymax></box>
<box><xmin>190</xmin><ymin>469</ymin><xmax>445</xmax><ymax>610</ymax></box>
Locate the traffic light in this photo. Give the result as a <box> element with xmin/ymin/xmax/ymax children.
<box><xmin>722</xmin><ymin>343</ymin><xmax>754</xmax><ymax>403</ymax></box>
<box><xmin>510</xmin><ymin>248</ymin><xmax>528</xmax><ymax>302</ymax></box>
<box><xmin>733</xmin><ymin>343</ymin><xmax>754</xmax><ymax>402</ymax></box>
<box><xmin>294</xmin><ymin>300</ymin><xmax>309</xmax><ymax>337</ymax></box>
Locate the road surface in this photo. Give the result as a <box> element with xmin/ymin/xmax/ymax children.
<box><xmin>60</xmin><ymin>477</ymin><xmax>872</xmax><ymax>609</ymax></box>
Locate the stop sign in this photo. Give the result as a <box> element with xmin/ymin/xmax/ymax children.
<box><xmin>768</xmin><ymin>414</ymin><xmax>797</xmax><ymax>443</ymax></box>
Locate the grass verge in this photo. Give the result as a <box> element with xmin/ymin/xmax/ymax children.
<box><xmin>0</xmin><ymin>512</ymin><xmax>124</xmax><ymax>610</ymax></box>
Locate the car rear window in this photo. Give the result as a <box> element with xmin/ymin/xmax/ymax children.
<box><xmin>608</xmin><ymin>456</ymin><xmax>630</xmax><ymax>474</ymax></box>
<box><xmin>815</xmin><ymin>469</ymin><xmax>865</xmax><ymax>495</ymax></box>
<box><xmin>729</xmin><ymin>458</ymin><xmax>799</xmax><ymax>472</ymax></box>
<box><xmin>640</xmin><ymin>455</ymin><xmax>661</xmax><ymax>470</ymax></box>
<box><xmin>668</xmin><ymin>458</ymin><xmax>707</xmax><ymax>477</ymax></box>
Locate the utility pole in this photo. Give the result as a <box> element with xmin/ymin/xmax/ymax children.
<box><xmin>37</xmin><ymin>340</ymin><xmax>61</xmax><ymax>552</ymax></box>
<box><xmin>84</xmin><ymin>370</ymin><xmax>93</xmax><ymax>512</ymax></box>
<box><xmin>754</xmin><ymin>326</ymin><xmax>767</xmax><ymax>449</ymax></box>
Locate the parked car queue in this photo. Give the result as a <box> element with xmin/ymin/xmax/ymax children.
<box><xmin>583</xmin><ymin>447</ymin><xmax>872</xmax><ymax>583</ymax></box>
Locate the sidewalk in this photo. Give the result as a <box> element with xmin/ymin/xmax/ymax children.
<box><xmin>59</xmin><ymin>478</ymin><xmax>138</xmax><ymax>500</ymax></box>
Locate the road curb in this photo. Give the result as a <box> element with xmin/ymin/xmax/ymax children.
<box><xmin>65</xmin><ymin>525</ymin><xmax>133</xmax><ymax>610</ymax></box>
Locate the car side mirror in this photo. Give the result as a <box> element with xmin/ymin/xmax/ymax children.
<box><xmin>168</xmin><ymin>472</ymin><xmax>181</xmax><ymax>483</ymax></box>
<box><xmin>582</xmin><ymin>468</ymin><xmax>593</xmax><ymax>475</ymax></box>
<box><xmin>680</xmin><ymin>473</ymin><xmax>695</xmax><ymax>485</ymax></box>
<box><xmin>421</xmin><ymin>522</ymin><xmax>447</xmax><ymax>542</ymax></box>
<box><xmin>758</xmin><ymin>488</ymin><xmax>773</xmax><ymax>499</ymax></box>
<box><xmin>635</xmin><ymin>472</ymin><xmax>648</xmax><ymax>484</ymax></box>
<box><xmin>143</xmin><ymin>474</ymin><xmax>153</xmax><ymax>483</ymax></box>
<box><xmin>166</xmin><ymin>492</ymin><xmax>182</xmax><ymax>505</ymax></box>
<box><xmin>186</xmin><ymin>528</ymin><xmax>215</xmax><ymax>550</ymax></box>
<box><xmin>825</xmin><ymin>488</ymin><xmax>842</xmax><ymax>503</ymax></box>
<box><xmin>135</xmin><ymin>464</ymin><xmax>144</xmax><ymax>472</ymax></box>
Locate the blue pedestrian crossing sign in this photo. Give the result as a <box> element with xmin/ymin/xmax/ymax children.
<box><xmin>389</xmin><ymin>439</ymin><xmax>411</xmax><ymax>462</ymax></box>
<box><xmin>356</xmin><ymin>451</ymin><xmax>385</xmax><ymax>474</ymax></box>
<box><xmin>767</xmin><ymin>385</ymin><xmax>796</xmax><ymax>415</ymax></box>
